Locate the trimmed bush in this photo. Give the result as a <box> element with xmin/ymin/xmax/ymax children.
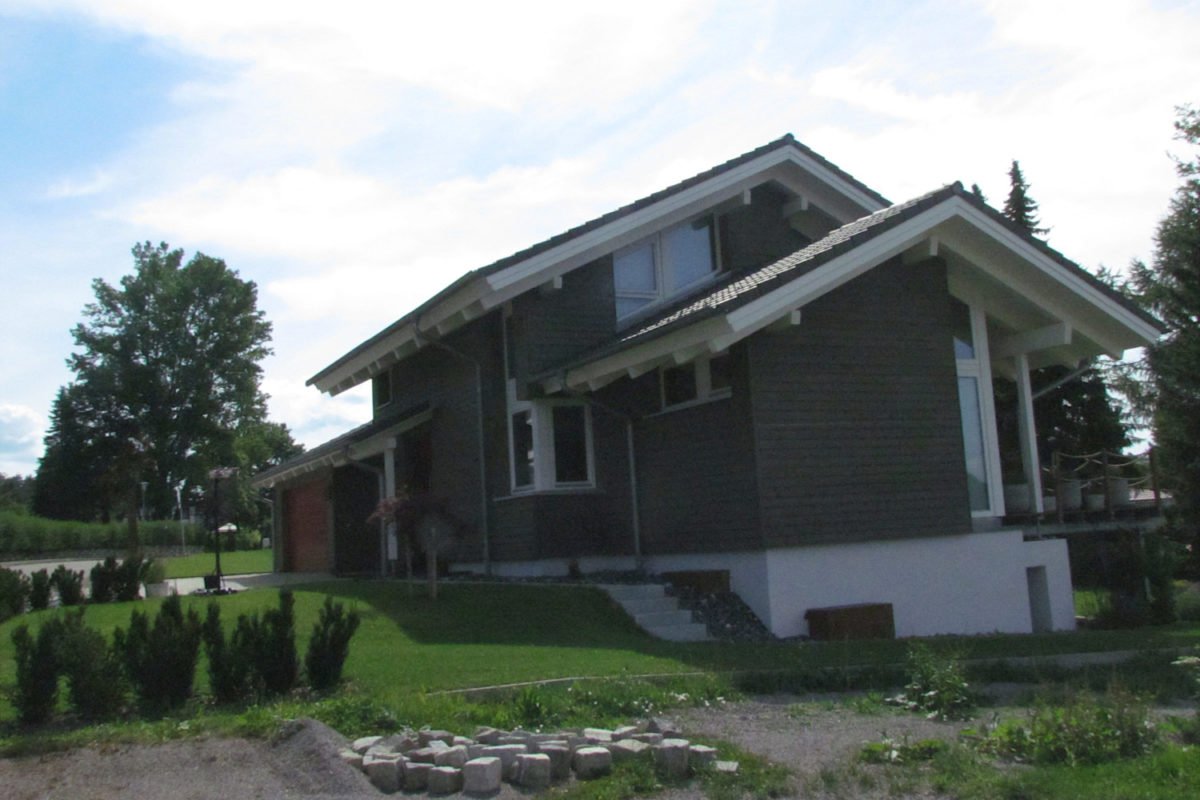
<box><xmin>257</xmin><ymin>590</ymin><xmax>299</xmax><ymax>696</ymax></box>
<box><xmin>0</xmin><ymin>509</ymin><xmax>206</xmax><ymax>557</ymax></box>
<box><xmin>115</xmin><ymin>594</ymin><xmax>202</xmax><ymax>710</ymax></box>
<box><xmin>0</xmin><ymin>566</ymin><xmax>29</xmax><ymax>621</ymax></box>
<box><xmin>57</xmin><ymin>610</ymin><xmax>127</xmax><ymax>720</ymax></box>
<box><xmin>29</xmin><ymin>569</ymin><xmax>51</xmax><ymax>610</ymax></box>
<box><xmin>51</xmin><ymin>565</ymin><xmax>85</xmax><ymax>606</ymax></box>
<box><xmin>90</xmin><ymin>556</ymin><xmax>119</xmax><ymax>603</ymax></box>
<box><xmin>305</xmin><ymin>596</ymin><xmax>361</xmax><ymax>691</ymax></box>
<box><xmin>202</xmin><ymin>603</ymin><xmax>255</xmax><ymax>704</ymax></box>
<box><xmin>11</xmin><ymin>621</ymin><xmax>61</xmax><ymax>725</ymax></box>
<box><xmin>114</xmin><ymin>555</ymin><xmax>147</xmax><ymax>601</ymax></box>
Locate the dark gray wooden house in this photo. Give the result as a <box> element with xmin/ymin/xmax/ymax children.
<box><xmin>254</xmin><ymin>135</ymin><xmax>1159</xmax><ymax>637</ymax></box>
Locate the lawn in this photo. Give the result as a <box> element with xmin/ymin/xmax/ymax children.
<box><xmin>160</xmin><ymin>548</ymin><xmax>274</xmax><ymax>578</ymax></box>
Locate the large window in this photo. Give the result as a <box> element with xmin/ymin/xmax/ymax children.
<box><xmin>508</xmin><ymin>400</ymin><xmax>595</xmax><ymax>492</ymax></box>
<box><xmin>952</xmin><ymin>297</ymin><xmax>1002</xmax><ymax>517</ymax></box>
<box><xmin>614</xmin><ymin>217</ymin><xmax>717</xmax><ymax>321</ymax></box>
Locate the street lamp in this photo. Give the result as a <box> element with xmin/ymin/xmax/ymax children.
<box><xmin>207</xmin><ymin>467</ymin><xmax>238</xmax><ymax>592</ymax></box>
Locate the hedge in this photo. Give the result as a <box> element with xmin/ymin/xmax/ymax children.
<box><xmin>0</xmin><ymin>510</ymin><xmax>208</xmax><ymax>557</ymax></box>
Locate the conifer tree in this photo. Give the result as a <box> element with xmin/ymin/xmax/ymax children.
<box><xmin>1003</xmin><ymin>160</ymin><xmax>1049</xmax><ymax>236</ymax></box>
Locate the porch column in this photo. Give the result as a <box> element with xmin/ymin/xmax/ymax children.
<box><xmin>383</xmin><ymin>440</ymin><xmax>397</xmax><ymax>577</ymax></box>
<box><xmin>1013</xmin><ymin>353</ymin><xmax>1044</xmax><ymax>514</ymax></box>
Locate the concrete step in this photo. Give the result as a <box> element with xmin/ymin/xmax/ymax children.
<box><xmin>597</xmin><ymin>583</ymin><xmax>712</xmax><ymax>642</ymax></box>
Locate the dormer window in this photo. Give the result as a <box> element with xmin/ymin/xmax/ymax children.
<box><xmin>614</xmin><ymin>217</ymin><xmax>717</xmax><ymax>321</ymax></box>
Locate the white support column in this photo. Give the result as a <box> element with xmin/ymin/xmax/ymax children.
<box><xmin>1013</xmin><ymin>353</ymin><xmax>1044</xmax><ymax>514</ymax></box>
<box><xmin>383</xmin><ymin>441</ymin><xmax>397</xmax><ymax>577</ymax></box>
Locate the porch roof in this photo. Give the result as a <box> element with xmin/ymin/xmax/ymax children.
<box><xmin>538</xmin><ymin>183</ymin><xmax>1161</xmax><ymax>394</ymax></box>
<box><xmin>251</xmin><ymin>404</ymin><xmax>432</xmax><ymax>490</ymax></box>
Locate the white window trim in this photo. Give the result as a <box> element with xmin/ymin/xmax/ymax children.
<box><xmin>955</xmin><ymin>299</ymin><xmax>1005</xmax><ymax>518</ymax></box>
<box><xmin>657</xmin><ymin>353</ymin><xmax>732</xmax><ymax>413</ymax></box>
<box><xmin>614</xmin><ymin>215</ymin><xmax>722</xmax><ymax>324</ymax></box>
<box><xmin>506</xmin><ymin>379</ymin><xmax>596</xmax><ymax>493</ymax></box>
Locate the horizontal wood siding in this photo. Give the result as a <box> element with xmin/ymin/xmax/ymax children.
<box><xmin>719</xmin><ymin>185</ymin><xmax>810</xmax><ymax>275</ymax></box>
<box><xmin>748</xmin><ymin>257</ymin><xmax>971</xmax><ymax>548</ymax></box>
<box><xmin>509</xmin><ymin>257</ymin><xmax>616</xmax><ymax>381</ymax></box>
<box><xmin>630</xmin><ymin>346</ymin><xmax>763</xmax><ymax>555</ymax></box>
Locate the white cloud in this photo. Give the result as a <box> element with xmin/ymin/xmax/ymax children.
<box><xmin>46</xmin><ymin>169</ymin><xmax>115</xmax><ymax>199</ymax></box>
<box><xmin>0</xmin><ymin>404</ymin><xmax>44</xmax><ymax>476</ymax></box>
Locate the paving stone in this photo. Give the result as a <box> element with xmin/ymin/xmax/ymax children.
<box><xmin>338</xmin><ymin>748</ymin><xmax>363</xmax><ymax>770</ymax></box>
<box><xmin>463</xmin><ymin>757</ymin><xmax>503</xmax><ymax>795</ymax></box>
<box><xmin>612</xmin><ymin>725</ymin><xmax>640</xmax><ymax>740</ymax></box>
<box><xmin>539</xmin><ymin>744</ymin><xmax>571</xmax><ymax>781</ymax></box>
<box><xmin>531</xmin><ymin>738</ymin><xmax>568</xmax><ymax>755</ymax></box>
<box><xmin>631</xmin><ymin>732</ymin><xmax>663</xmax><ymax>745</ymax></box>
<box><xmin>480</xmin><ymin>744</ymin><xmax>527</xmax><ymax>774</ymax></box>
<box><xmin>565</xmin><ymin>735</ymin><xmax>589</xmax><ymax>752</ymax></box>
<box><xmin>434</xmin><ymin>745</ymin><xmax>469</xmax><ymax>768</ymax></box>
<box><xmin>474</xmin><ymin>726</ymin><xmax>502</xmax><ymax>745</ymax></box>
<box><xmin>408</xmin><ymin>747</ymin><xmax>440</xmax><ymax>763</ymax></box>
<box><xmin>689</xmin><ymin>744</ymin><xmax>718</xmax><ymax>768</ymax></box>
<box><xmin>516</xmin><ymin>753</ymin><xmax>552</xmax><ymax>789</ymax></box>
<box><xmin>608</xmin><ymin>739</ymin><xmax>650</xmax><ymax>762</ymax></box>
<box><xmin>420</xmin><ymin>729</ymin><xmax>456</xmax><ymax>746</ymax></box>
<box><xmin>714</xmin><ymin>760</ymin><xmax>740</xmax><ymax>774</ymax></box>
<box><xmin>467</xmin><ymin>744</ymin><xmax>488</xmax><ymax>759</ymax></box>
<box><xmin>363</xmin><ymin>754</ymin><xmax>404</xmax><ymax>793</ymax></box>
<box><xmin>572</xmin><ymin>746</ymin><xmax>613</xmax><ymax>779</ymax></box>
<box><xmin>351</xmin><ymin>735</ymin><xmax>382</xmax><ymax>754</ymax></box>
<box><xmin>497</xmin><ymin>735</ymin><xmax>531</xmax><ymax>747</ymax></box>
<box><xmin>427</xmin><ymin>765</ymin><xmax>463</xmax><ymax>795</ymax></box>
<box><xmin>403</xmin><ymin>761</ymin><xmax>431</xmax><ymax>792</ymax></box>
<box><xmin>453</xmin><ymin>736</ymin><xmax>476</xmax><ymax>747</ymax></box>
<box><xmin>646</xmin><ymin>717</ymin><xmax>682</xmax><ymax>737</ymax></box>
<box><xmin>653</xmin><ymin>739</ymin><xmax>691</xmax><ymax>779</ymax></box>
<box><xmin>583</xmin><ymin>727</ymin><xmax>613</xmax><ymax>743</ymax></box>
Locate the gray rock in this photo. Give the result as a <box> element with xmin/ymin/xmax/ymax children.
<box><xmin>427</xmin><ymin>765</ymin><xmax>463</xmax><ymax>795</ymax></box>
<box><xmin>434</xmin><ymin>745</ymin><xmax>469</xmax><ymax>768</ymax></box>
<box><xmin>653</xmin><ymin>739</ymin><xmax>691</xmax><ymax>779</ymax></box>
<box><xmin>463</xmin><ymin>757</ymin><xmax>503</xmax><ymax>795</ymax></box>
<box><xmin>631</xmin><ymin>732</ymin><xmax>663</xmax><ymax>745</ymax></box>
<box><xmin>539</xmin><ymin>744</ymin><xmax>571</xmax><ymax>781</ymax></box>
<box><xmin>420</xmin><ymin>729</ymin><xmax>456</xmax><ymax>746</ymax></box>
<box><xmin>480</xmin><ymin>744</ymin><xmax>527</xmax><ymax>773</ymax></box>
<box><xmin>338</xmin><ymin>749</ymin><xmax>363</xmax><ymax>770</ymax></box>
<box><xmin>689</xmin><ymin>744</ymin><xmax>718</xmax><ymax>768</ymax></box>
<box><xmin>608</xmin><ymin>739</ymin><xmax>650</xmax><ymax>762</ymax></box>
<box><xmin>516</xmin><ymin>753</ymin><xmax>552</xmax><ymax>789</ymax></box>
<box><xmin>363</xmin><ymin>754</ymin><xmax>404</xmax><ymax>793</ymax></box>
<box><xmin>612</xmin><ymin>725</ymin><xmax>640</xmax><ymax>740</ymax></box>
<box><xmin>474</xmin><ymin>726</ymin><xmax>502</xmax><ymax>745</ymax></box>
<box><xmin>351</xmin><ymin>735</ymin><xmax>382</xmax><ymax>754</ymax></box>
<box><xmin>646</xmin><ymin>717</ymin><xmax>682</xmax><ymax>737</ymax></box>
<box><xmin>572</xmin><ymin>746</ymin><xmax>613</xmax><ymax>779</ymax></box>
<box><xmin>403</xmin><ymin>761</ymin><xmax>431</xmax><ymax>792</ymax></box>
<box><xmin>453</xmin><ymin>736</ymin><xmax>476</xmax><ymax>747</ymax></box>
<box><xmin>583</xmin><ymin>727</ymin><xmax>613</xmax><ymax>743</ymax></box>
<box><xmin>408</xmin><ymin>747</ymin><xmax>440</xmax><ymax>764</ymax></box>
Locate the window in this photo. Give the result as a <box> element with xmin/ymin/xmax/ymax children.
<box><xmin>373</xmin><ymin>370</ymin><xmax>393</xmax><ymax>408</ymax></box>
<box><xmin>614</xmin><ymin>217</ymin><xmax>716</xmax><ymax>321</ymax></box>
<box><xmin>660</xmin><ymin>353</ymin><xmax>732</xmax><ymax>410</ymax></box>
<box><xmin>952</xmin><ymin>297</ymin><xmax>1002</xmax><ymax>517</ymax></box>
<box><xmin>507</xmin><ymin>400</ymin><xmax>594</xmax><ymax>492</ymax></box>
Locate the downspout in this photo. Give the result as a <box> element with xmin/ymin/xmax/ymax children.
<box><xmin>413</xmin><ymin>318</ymin><xmax>491</xmax><ymax>575</ymax></box>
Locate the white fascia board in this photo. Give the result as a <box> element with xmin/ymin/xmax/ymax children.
<box><xmin>547</xmin><ymin>316</ymin><xmax>733</xmax><ymax>394</ymax></box>
<box><xmin>314</xmin><ymin>327</ymin><xmax>417</xmax><ymax>395</ymax></box>
<box><xmin>993</xmin><ymin>323</ymin><xmax>1073</xmax><ymax>359</ymax></box>
<box><xmin>951</xmin><ymin>201</ymin><xmax>1160</xmax><ymax>347</ymax></box>
<box><xmin>488</xmin><ymin>148</ymin><xmax>885</xmax><ymax>296</ymax></box>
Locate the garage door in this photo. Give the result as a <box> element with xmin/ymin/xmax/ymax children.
<box><xmin>283</xmin><ymin>478</ymin><xmax>330</xmax><ymax>572</ymax></box>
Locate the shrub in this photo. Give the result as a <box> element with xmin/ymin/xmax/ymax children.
<box><xmin>257</xmin><ymin>590</ymin><xmax>298</xmax><ymax>696</ymax></box>
<box><xmin>115</xmin><ymin>594</ymin><xmax>202</xmax><ymax>710</ymax></box>
<box><xmin>90</xmin><ymin>556</ymin><xmax>119</xmax><ymax>603</ymax></box>
<box><xmin>57</xmin><ymin>610</ymin><xmax>127</xmax><ymax>720</ymax></box>
<box><xmin>51</xmin><ymin>565</ymin><xmax>84</xmax><ymax>606</ymax></box>
<box><xmin>977</xmin><ymin>688</ymin><xmax>1159</xmax><ymax>765</ymax></box>
<box><xmin>28</xmin><ymin>569</ymin><xmax>52</xmax><ymax>610</ymax></box>
<box><xmin>202</xmin><ymin>603</ymin><xmax>255</xmax><ymax>704</ymax></box>
<box><xmin>0</xmin><ymin>509</ymin><xmax>206</xmax><ymax>557</ymax></box>
<box><xmin>11</xmin><ymin>621</ymin><xmax>61</xmax><ymax>724</ymax></box>
<box><xmin>305</xmin><ymin>596</ymin><xmax>361</xmax><ymax>692</ymax></box>
<box><xmin>114</xmin><ymin>555</ymin><xmax>147</xmax><ymax>601</ymax></box>
<box><xmin>0</xmin><ymin>565</ymin><xmax>30</xmax><ymax>621</ymax></box>
<box><xmin>888</xmin><ymin>644</ymin><xmax>976</xmax><ymax>720</ymax></box>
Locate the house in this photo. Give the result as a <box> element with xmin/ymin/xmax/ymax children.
<box><xmin>253</xmin><ymin>134</ymin><xmax>1160</xmax><ymax>638</ymax></box>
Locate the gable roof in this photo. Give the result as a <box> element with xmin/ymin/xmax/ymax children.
<box><xmin>309</xmin><ymin>134</ymin><xmax>890</xmax><ymax>396</ymax></box>
<box><xmin>538</xmin><ymin>183</ymin><xmax>1161</xmax><ymax>394</ymax></box>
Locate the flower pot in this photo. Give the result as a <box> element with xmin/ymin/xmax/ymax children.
<box><xmin>1004</xmin><ymin>483</ymin><xmax>1033</xmax><ymax>513</ymax></box>
<box><xmin>1107</xmin><ymin>477</ymin><xmax>1132</xmax><ymax>508</ymax></box>
<box><xmin>1059</xmin><ymin>479</ymin><xmax>1083</xmax><ymax>512</ymax></box>
<box><xmin>144</xmin><ymin>581</ymin><xmax>172</xmax><ymax>598</ymax></box>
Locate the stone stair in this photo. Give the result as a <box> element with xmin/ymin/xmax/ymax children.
<box><xmin>598</xmin><ymin>584</ymin><xmax>711</xmax><ymax>642</ymax></box>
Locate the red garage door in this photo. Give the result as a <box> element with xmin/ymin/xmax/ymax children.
<box><xmin>283</xmin><ymin>478</ymin><xmax>330</xmax><ymax>572</ymax></box>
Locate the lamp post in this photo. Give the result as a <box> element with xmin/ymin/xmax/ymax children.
<box><xmin>208</xmin><ymin>467</ymin><xmax>238</xmax><ymax>591</ymax></box>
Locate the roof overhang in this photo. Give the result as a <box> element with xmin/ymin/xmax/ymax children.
<box><xmin>307</xmin><ymin>143</ymin><xmax>889</xmax><ymax>397</ymax></box>
<box><xmin>251</xmin><ymin>408</ymin><xmax>433</xmax><ymax>490</ymax></box>
<box><xmin>541</xmin><ymin>195</ymin><xmax>1160</xmax><ymax>395</ymax></box>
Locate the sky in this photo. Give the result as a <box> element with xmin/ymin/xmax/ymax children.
<box><xmin>1</xmin><ymin>0</ymin><xmax>1198</xmax><ymax>476</ymax></box>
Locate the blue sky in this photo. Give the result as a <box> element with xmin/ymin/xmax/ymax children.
<box><xmin>1</xmin><ymin>0</ymin><xmax>1198</xmax><ymax>476</ymax></box>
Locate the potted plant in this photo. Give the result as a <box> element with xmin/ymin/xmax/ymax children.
<box><xmin>142</xmin><ymin>558</ymin><xmax>171</xmax><ymax>598</ymax></box>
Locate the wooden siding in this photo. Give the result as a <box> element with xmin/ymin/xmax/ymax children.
<box><xmin>747</xmin><ymin>256</ymin><xmax>972</xmax><ymax>548</ymax></box>
<box><xmin>719</xmin><ymin>184</ymin><xmax>810</xmax><ymax>275</ymax></box>
<box><xmin>625</xmin><ymin>346</ymin><xmax>763</xmax><ymax>556</ymax></box>
<box><xmin>282</xmin><ymin>477</ymin><xmax>331</xmax><ymax>572</ymax></box>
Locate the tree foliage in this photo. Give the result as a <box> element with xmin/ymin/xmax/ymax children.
<box><xmin>1127</xmin><ymin>105</ymin><xmax>1200</xmax><ymax>534</ymax></box>
<box><xmin>34</xmin><ymin>243</ymin><xmax>300</xmax><ymax>528</ymax></box>
<box><xmin>1003</xmin><ymin>159</ymin><xmax>1049</xmax><ymax>237</ymax></box>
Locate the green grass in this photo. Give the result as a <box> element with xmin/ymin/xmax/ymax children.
<box><xmin>160</xmin><ymin>549</ymin><xmax>274</xmax><ymax>578</ymax></box>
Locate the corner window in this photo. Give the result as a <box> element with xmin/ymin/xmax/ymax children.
<box><xmin>614</xmin><ymin>217</ymin><xmax>717</xmax><ymax>322</ymax></box>
<box><xmin>373</xmin><ymin>370</ymin><xmax>393</xmax><ymax>409</ymax></box>
<box><xmin>660</xmin><ymin>353</ymin><xmax>732</xmax><ymax>410</ymax></box>
<box><xmin>507</xmin><ymin>399</ymin><xmax>595</xmax><ymax>492</ymax></box>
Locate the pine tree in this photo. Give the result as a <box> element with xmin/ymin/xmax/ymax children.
<box><xmin>1003</xmin><ymin>160</ymin><xmax>1049</xmax><ymax>236</ymax></box>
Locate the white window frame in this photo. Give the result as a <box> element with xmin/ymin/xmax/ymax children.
<box><xmin>953</xmin><ymin>296</ymin><xmax>1005</xmax><ymax>518</ymax></box>
<box><xmin>658</xmin><ymin>352</ymin><xmax>732</xmax><ymax>412</ymax></box>
<box><xmin>506</xmin><ymin>382</ymin><xmax>596</xmax><ymax>493</ymax></box>
<box><xmin>614</xmin><ymin>215</ymin><xmax>720</xmax><ymax>323</ymax></box>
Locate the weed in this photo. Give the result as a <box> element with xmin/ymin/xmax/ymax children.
<box><xmin>860</xmin><ymin>734</ymin><xmax>949</xmax><ymax>764</ymax></box>
<box><xmin>888</xmin><ymin>643</ymin><xmax>976</xmax><ymax>720</ymax></box>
